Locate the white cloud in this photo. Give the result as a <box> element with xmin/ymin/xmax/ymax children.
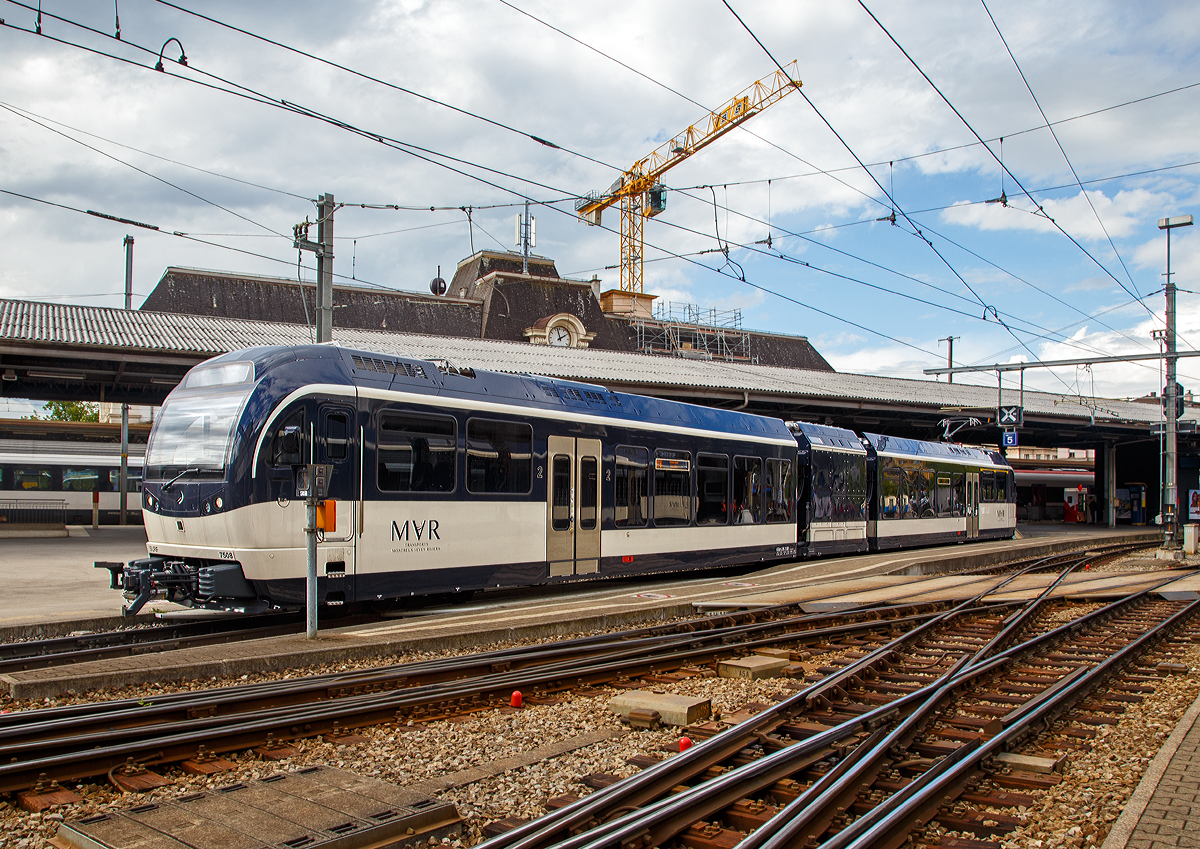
<box><xmin>0</xmin><ymin>0</ymin><xmax>1196</xmax><ymax>403</ymax></box>
<box><xmin>940</xmin><ymin>188</ymin><xmax>1177</xmax><ymax>240</ymax></box>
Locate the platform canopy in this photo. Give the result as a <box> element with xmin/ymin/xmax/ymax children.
<box><xmin>0</xmin><ymin>298</ymin><xmax>1189</xmax><ymax>448</ymax></box>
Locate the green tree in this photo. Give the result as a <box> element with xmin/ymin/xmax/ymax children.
<box><xmin>25</xmin><ymin>401</ymin><xmax>100</xmax><ymax>422</ymax></box>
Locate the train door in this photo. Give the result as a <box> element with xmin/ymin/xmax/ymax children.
<box><xmin>966</xmin><ymin>471</ymin><xmax>980</xmax><ymax>538</ymax></box>
<box><xmin>546</xmin><ymin>436</ymin><xmax>601</xmax><ymax>577</ymax></box>
<box><xmin>318</xmin><ymin>404</ymin><xmax>357</xmax><ymax>601</ymax></box>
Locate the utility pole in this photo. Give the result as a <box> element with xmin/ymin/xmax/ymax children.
<box><xmin>515</xmin><ymin>200</ymin><xmax>535</xmax><ymax>274</ymax></box>
<box><xmin>939</xmin><ymin>336</ymin><xmax>959</xmax><ymax>383</ymax></box>
<box><xmin>1158</xmin><ymin>214</ymin><xmax>1193</xmax><ymax>552</ymax></box>
<box><xmin>293</xmin><ymin>194</ymin><xmax>336</xmax><ymax>343</ymax></box>
<box><xmin>316</xmin><ymin>193</ymin><xmax>335</xmax><ymax>343</ymax></box>
<box><xmin>120</xmin><ymin>235</ymin><xmax>133</xmax><ymax>526</ymax></box>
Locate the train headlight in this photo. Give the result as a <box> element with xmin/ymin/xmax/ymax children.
<box><xmin>202</xmin><ymin>500</ymin><xmax>213</xmax><ymax>515</ymax></box>
<box><xmin>145</xmin><ymin>494</ymin><xmax>157</xmax><ymax>511</ymax></box>
<box><xmin>215</xmin><ymin>496</ymin><xmax>224</xmax><ymax>510</ymax></box>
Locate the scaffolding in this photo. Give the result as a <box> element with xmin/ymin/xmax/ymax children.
<box><xmin>634</xmin><ymin>302</ymin><xmax>753</xmax><ymax>362</ymax></box>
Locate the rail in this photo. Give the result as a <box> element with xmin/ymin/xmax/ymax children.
<box><xmin>477</xmin><ymin>557</ymin><xmax>1197</xmax><ymax>849</ymax></box>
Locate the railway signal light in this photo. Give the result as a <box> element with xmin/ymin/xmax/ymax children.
<box><xmin>1163</xmin><ymin>383</ymin><xmax>1185</xmax><ymax>419</ymax></box>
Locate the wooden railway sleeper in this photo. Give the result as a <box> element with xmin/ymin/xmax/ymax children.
<box><xmin>819</xmin><ymin>600</ymin><xmax>1200</xmax><ymax>849</ymax></box>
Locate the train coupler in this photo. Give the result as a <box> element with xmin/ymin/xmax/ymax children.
<box><xmin>112</xmin><ymin>557</ymin><xmax>197</xmax><ymax>617</ymax></box>
<box><xmin>94</xmin><ymin>561</ymin><xmax>124</xmax><ymax>590</ymax></box>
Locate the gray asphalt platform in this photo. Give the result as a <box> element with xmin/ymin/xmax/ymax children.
<box><xmin>0</xmin><ymin>526</ymin><xmax>152</xmax><ymax>628</ymax></box>
<box><xmin>1103</xmin><ymin>692</ymin><xmax>1200</xmax><ymax>848</ymax></box>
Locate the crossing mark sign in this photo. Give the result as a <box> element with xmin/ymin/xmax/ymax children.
<box><xmin>998</xmin><ymin>405</ymin><xmax>1023</xmax><ymax>427</ymax></box>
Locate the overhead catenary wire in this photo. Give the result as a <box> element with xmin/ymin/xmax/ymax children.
<box><xmin>492</xmin><ymin>0</ymin><xmax>884</xmax><ymax>212</ymax></box>
<box><xmin>0</xmin><ymin>5</ymin><xmax>578</xmax><ymax>204</ymax></box>
<box><xmin>638</xmin><ymin>198</ymin><xmax>1180</xmax><ymax>389</ymax></box>
<box><xmin>855</xmin><ymin>0</ymin><xmax>1159</xmax><ymax>323</ymax></box>
<box><xmin>0</xmin><ymin>9</ymin><xmax>946</xmax><ymax>357</ymax></box>
<box><xmin>664</xmin><ymin>182</ymin><xmax>1158</xmax><ymax>357</ymax></box>
<box><xmin>0</xmin><ymin>182</ymin><xmax>939</xmax><ymax>358</ymax></box>
<box><xmin>511</xmin><ymin>2</ymin><xmax>1184</xmax><ymax>373</ymax></box>
<box><xmin>0</xmin><ymin>102</ymin><xmax>287</xmax><ymax>239</ymax></box>
<box><xmin>0</xmin><ymin>187</ymin><xmax>400</xmax><ymax>294</ymax></box>
<box><xmin>720</xmin><ymin>0</ymin><xmax>1076</xmax><ymax>393</ymax></box>
<box><xmin>0</xmin><ymin>1</ymin><xmax>1180</xmax><ymax>381</ymax></box>
<box><xmin>148</xmin><ymin>0</ymin><xmax>624</xmax><ymax>175</ymax></box>
<box><xmin>0</xmin><ymin>100</ymin><xmax>309</xmax><ymax>201</ymax></box>
<box><xmin>980</xmin><ymin>0</ymin><xmax>1142</xmax><ymax>299</ymax></box>
<box><xmin>663</xmin><ymin>88</ymin><xmax>1200</xmax><ymax>194</ymax></box>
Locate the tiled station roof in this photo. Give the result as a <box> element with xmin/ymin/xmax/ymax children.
<box><xmin>0</xmin><ymin>298</ymin><xmax>1182</xmax><ymax>431</ymax></box>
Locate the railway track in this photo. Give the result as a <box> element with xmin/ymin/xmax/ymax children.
<box><xmin>0</xmin><ymin>595</ymin><xmax>966</xmax><ymax>794</ymax></box>
<box><xmin>0</xmin><ymin>544</ymin><xmax>1184</xmax><ymax>846</ymax></box>
<box><xmin>0</xmin><ymin>553</ymin><xmax>1141</xmax><ymax>793</ymax></box>
<box><xmin>473</xmin><ymin>564</ymin><xmax>1197</xmax><ymax>849</ymax></box>
<box><xmin>0</xmin><ymin>540</ymin><xmax>1151</xmax><ymax>678</ymax></box>
<box><xmin>0</xmin><ymin>612</ymin><xmax>320</xmax><ymax>675</ymax></box>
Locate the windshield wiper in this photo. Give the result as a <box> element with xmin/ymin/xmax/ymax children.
<box><xmin>161</xmin><ymin>468</ymin><xmax>201</xmax><ymax>491</ymax></box>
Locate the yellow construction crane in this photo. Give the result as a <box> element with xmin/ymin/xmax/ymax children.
<box><xmin>576</xmin><ymin>61</ymin><xmax>802</xmax><ymax>295</ymax></box>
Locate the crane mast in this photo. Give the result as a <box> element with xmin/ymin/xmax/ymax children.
<box><xmin>576</xmin><ymin>61</ymin><xmax>802</xmax><ymax>294</ymax></box>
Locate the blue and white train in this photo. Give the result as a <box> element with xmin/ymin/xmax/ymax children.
<box><xmin>109</xmin><ymin>344</ymin><xmax>1015</xmax><ymax>614</ymax></box>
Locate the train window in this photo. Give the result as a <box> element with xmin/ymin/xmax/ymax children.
<box><xmin>14</xmin><ymin>468</ymin><xmax>52</xmax><ymax>491</ymax></box>
<box><xmin>579</xmin><ymin>457</ymin><xmax>598</xmax><ymax>531</ymax></box>
<box><xmin>467</xmin><ymin>419</ymin><xmax>532</xmax><ymax>494</ymax></box>
<box><xmin>62</xmin><ymin>468</ymin><xmax>99</xmax><ymax>492</ymax></box>
<box><xmin>901</xmin><ymin>469</ymin><xmax>920</xmax><ymax>519</ymax></box>
<box><xmin>765</xmin><ymin>459</ymin><xmax>793</xmax><ymax>523</ymax></box>
<box><xmin>324</xmin><ymin>412</ymin><xmax>350</xmax><ymax>461</ymax></box>
<box><xmin>109</xmin><ymin>469</ymin><xmax>143</xmax><ymax>493</ymax></box>
<box><xmin>733</xmin><ymin>456</ymin><xmax>761</xmax><ymax>524</ymax></box>
<box><xmin>881</xmin><ymin>462</ymin><xmax>902</xmax><ymax>519</ymax></box>
<box><xmin>654</xmin><ymin>450</ymin><xmax>692</xmax><ymax>526</ymax></box>
<box><xmin>696</xmin><ymin>454</ymin><xmax>728</xmax><ymax>525</ymax></box>
<box><xmin>916</xmin><ymin>469</ymin><xmax>934</xmax><ymax>518</ymax></box>
<box><xmin>935</xmin><ymin>471</ymin><xmax>953</xmax><ymax>517</ymax></box>
<box><xmin>377</xmin><ymin>412</ymin><xmax>456</xmax><ymax>492</ymax></box>
<box><xmin>271</xmin><ymin>410</ymin><xmax>305</xmax><ymax>467</ymax></box>
<box><xmin>148</xmin><ymin>391</ymin><xmax>247</xmax><ymax>475</ymax></box>
<box><xmin>850</xmin><ymin>454</ymin><xmax>866</xmax><ymax>522</ymax></box>
<box><xmin>981</xmin><ymin>470</ymin><xmax>996</xmax><ymax>502</ymax></box>
<box><xmin>615</xmin><ymin>446</ymin><xmax>648</xmax><ymax>528</ymax></box>
<box><xmin>551</xmin><ymin>455</ymin><xmax>571</xmax><ymax>530</ymax></box>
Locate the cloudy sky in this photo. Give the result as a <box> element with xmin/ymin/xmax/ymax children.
<box><xmin>1</xmin><ymin>0</ymin><xmax>1198</xmax><ymax>400</ymax></box>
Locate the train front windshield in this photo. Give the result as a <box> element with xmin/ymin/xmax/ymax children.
<box><xmin>145</xmin><ymin>362</ymin><xmax>254</xmax><ymax>478</ymax></box>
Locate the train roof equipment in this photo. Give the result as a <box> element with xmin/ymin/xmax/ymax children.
<box><xmin>862</xmin><ymin>432</ymin><xmax>1009</xmax><ymax>468</ymax></box>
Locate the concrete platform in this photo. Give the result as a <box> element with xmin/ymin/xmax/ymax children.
<box><xmin>1101</xmin><ymin>692</ymin><xmax>1200</xmax><ymax>848</ymax></box>
<box><xmin>0</xmin><ymin>525</ymin><xmax>187</xmax><ymax>628</ymax></box>
<box><xmin>0</xmin><ymin>527</ymin><xmax>1162</xmax><ymax>700</ymax></box>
